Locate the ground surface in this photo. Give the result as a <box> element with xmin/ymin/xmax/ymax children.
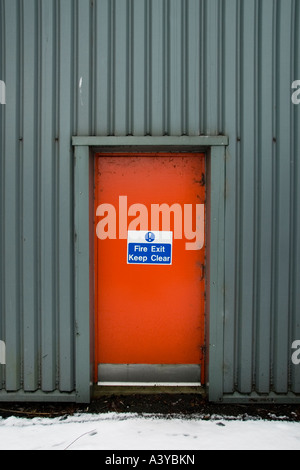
<box><xmin>0</xmin><ymin>393</ymin><xmax>300</xmax><ymax>421</ymax></box>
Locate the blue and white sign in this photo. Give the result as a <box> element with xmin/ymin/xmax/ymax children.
<box><xmin>127</xmin><ymin>231</ymin><xmax>173</xmax><ymax>265</ymax></box>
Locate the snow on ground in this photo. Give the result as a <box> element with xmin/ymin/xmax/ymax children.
<box><xmin>0</xmin><ymin>412</ymin><xmax>300</xmax><ymax>450</ymax></box>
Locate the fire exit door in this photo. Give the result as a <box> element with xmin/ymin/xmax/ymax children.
<box><xmin>94</xmin><ymin>153</ymin><xmax>206</xmax><ymax>385</ymax></box>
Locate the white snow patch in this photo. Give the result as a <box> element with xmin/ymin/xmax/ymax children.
<box><xmin>0</xmin><ymin>413</ymin><xmax>300</xmax><ymax>450</ymax></box>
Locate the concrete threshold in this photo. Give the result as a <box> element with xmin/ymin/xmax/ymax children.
<box><xmin>92</xmin><ymin>384</ymin><xmax>207</xmax><ymax>397</ymax></box>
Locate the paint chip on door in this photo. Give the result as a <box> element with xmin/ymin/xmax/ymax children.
<box><xmin>127</xmin><ymin>231</ymin><xmax>172</xmax><ymax>265</ymax></box>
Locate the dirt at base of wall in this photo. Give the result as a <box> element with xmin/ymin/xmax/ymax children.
<box><xmin>0</xmin><ymin>394</ymin><xmax>300</xmax><ymax>421</ymax></box>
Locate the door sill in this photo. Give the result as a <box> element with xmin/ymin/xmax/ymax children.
<box><xmin>92</xmin><ymin>384</ymin><xmax>206</xmax><ymax>397</ymax></box>
<box><xmin>97</xmin><ymin>363</ymin><xmax>201</xmax><ymax>384</ymax></box>
<box><xmin>97</xmin><ymin>382</ymin><xmax>201</xmax><ymax>387</ymax></box>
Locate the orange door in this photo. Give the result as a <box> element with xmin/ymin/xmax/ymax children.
<box><xmin>94</xmin><ymin>153</ymin><xmax>206</xmax><ymax>384</ymax></box>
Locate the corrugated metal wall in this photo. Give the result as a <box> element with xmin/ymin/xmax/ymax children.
<box><xmin>0</xmin><ymin>0</ymin><xmax>299</xmax><ymax>401</ymax></box>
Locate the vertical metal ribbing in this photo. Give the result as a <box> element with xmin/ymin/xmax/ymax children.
<box><xmin>95</xmin><ymin>0</ymin><xmax>110</xmax><ymax>135</ymax></box>
<box><xmin>236</xmin><ymin>0</ymin><xmax>257</xmax><ymax>394</ymax></box>
<box><xmin>131</xmin><ymin>0</ymin><xmax>147</xmax><ymax>136</ymax></box>
<box><xmin>109</xmin><ymin>0</ymin><xmax>115</xmax><ymax>135</ymax></box>
<box><xmin>114</xmin><ymin>0</ymin><xmax>129</xmax><ymax>135</ymax></box>
<box><xmin>76</xmin><ymin>0</ymin><xmax>91</xmax><ymax>135</ymax></box>
<box><xmin>168</xmin><ymin>0</ymin><xmax>183</xmax><ymax>135</ymax></box>
<box><xmin>205</xmin><ymin>0</ymin><xmax>219</xmax><ymax>135</ymax></box>
<box><xmin>255</xmin><ymin>0</ymin><xmax>274</xmax><ymax>394</ymax></box>
<box><xmin>3</xmin><ymin>0</ymin><xmax>21</xmax><ymax>391</ymax></box>
<box><xmin>150</xmin><ymin>0</ymin><xmax>164</xmax><ymax>135</ymax></box>
<box><xmin>39</xmin><ymin>0</ymin><xmax>56</xmax><ymax>391</ymax></box>
<box><xmin>0</xmin><ymin>0</ymin><xmax>5</xmax><ymax>390</ymax></box>
<box><xmin>57</xmin><ymin>0</ymin><xmax>75</xmax><ymax>392</ymax></box>
<box><xmin>0</xmin><ymin>0</ymin><xmax>300</xmax><ymax>401</ymax></box>
<box><xmin>22</xmin><ymin>0</ymin><xmax>39</xmax><ymax>391</ymax></box>
<box><xmin>186</xmin><ymin>0</ymin><xmax>201</xmax><ymax>136</ymax></box>
<box><xmin>291</xmin><ymin>0</ymin><xmax>300</xmax><ymax>394</ymax></box>
<box><xmin>273</xmin><ymin>0</ymin><xmax>293</xmax><ymax>394</ymax></box>
<box><xmin>223</xmin><ymin>0</ymin><xmax>239</xmax><ymax>394</ymax></box>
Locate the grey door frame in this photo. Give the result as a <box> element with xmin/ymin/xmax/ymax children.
<box><xmin>72</xmin><ymin>136</ymin><xmax>227</xmax><ymax>403</ymax></box>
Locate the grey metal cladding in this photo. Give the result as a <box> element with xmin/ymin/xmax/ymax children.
<box><xmin>0</xmin><ymin>0</ymin><xmax>299</xmax><ymax>401</ymax></box>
